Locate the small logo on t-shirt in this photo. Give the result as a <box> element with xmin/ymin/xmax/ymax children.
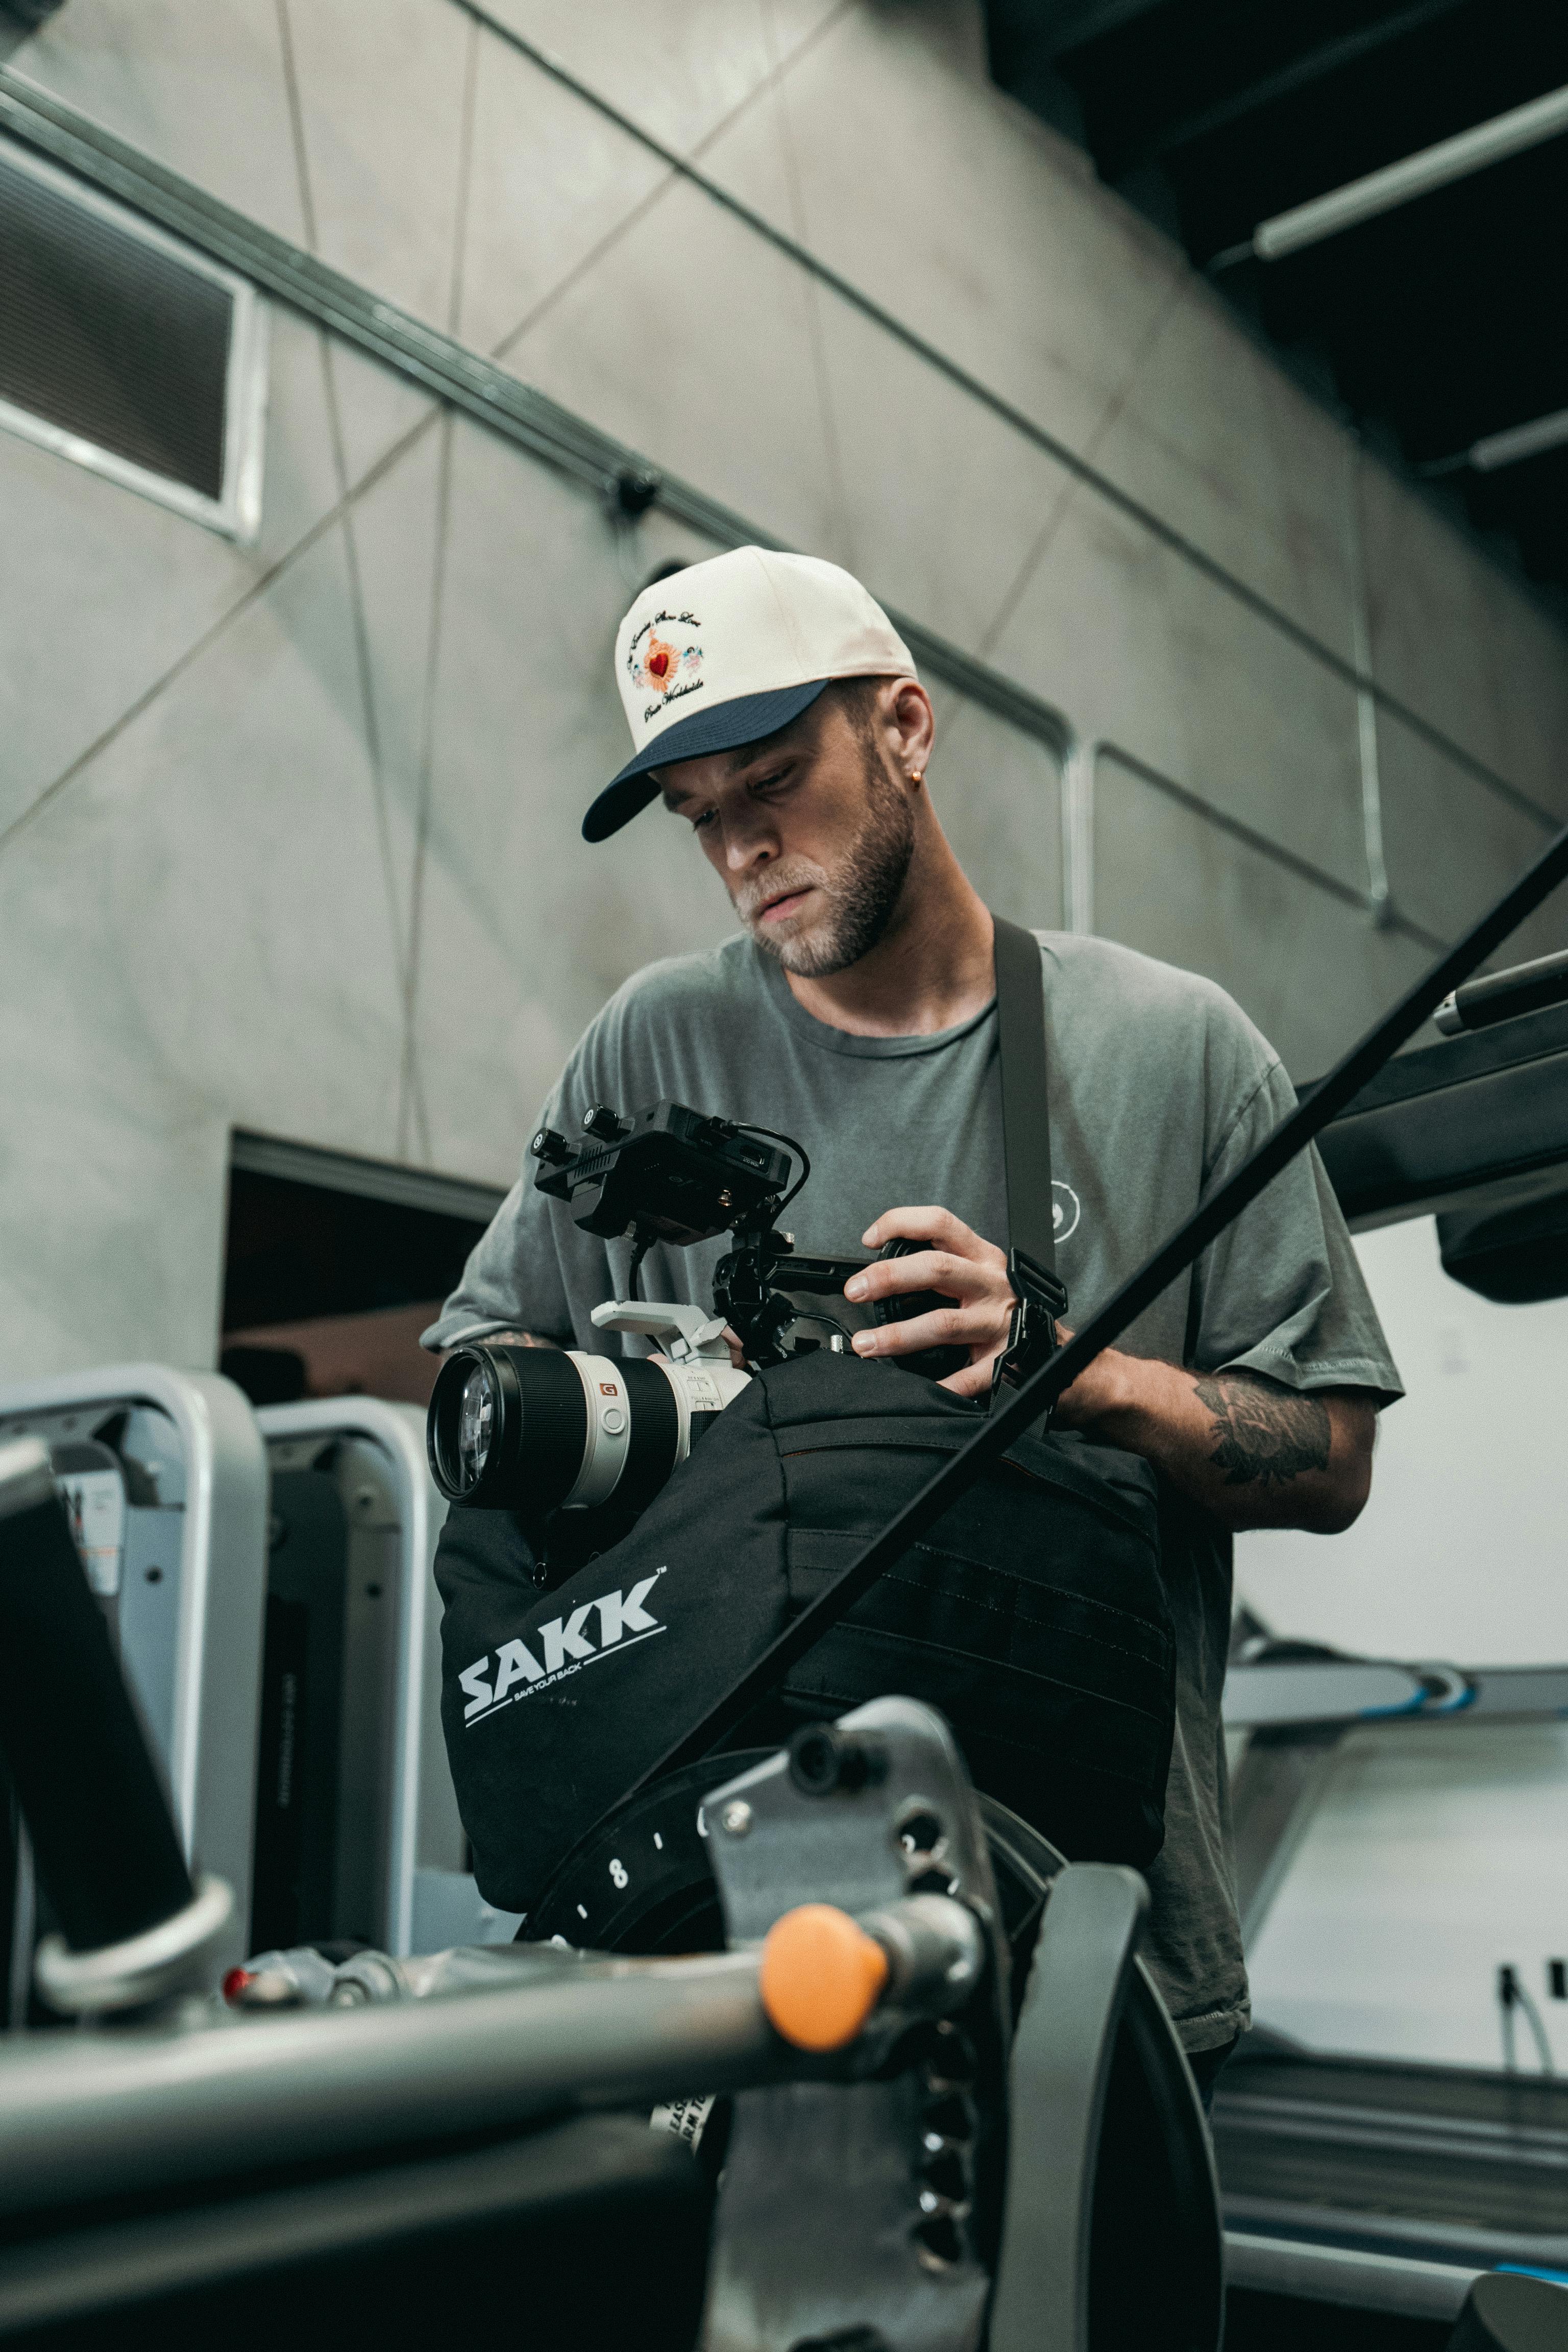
<box><xmin>1052</xmin><ymin>1181</ymin><xmax>1081</xmax><ymax>1244</ymax></box>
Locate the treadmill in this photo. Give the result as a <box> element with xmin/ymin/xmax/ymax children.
<box><xmin>1214</xmin><ymin>961</ymin><xmax>1568</xmax><ymax>2326</ymax></box>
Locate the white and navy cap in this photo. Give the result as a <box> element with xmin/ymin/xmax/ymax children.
<box><xmin>584</xmin><ymin>545</ymin><xmax>917</xmax><ymax>843</ymax></box>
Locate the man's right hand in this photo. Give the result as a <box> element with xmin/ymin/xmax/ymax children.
<box><xmin>839</xmin><ymin>1206</ymin><xmax>1018</xmax><ymax>1402</ymax></box>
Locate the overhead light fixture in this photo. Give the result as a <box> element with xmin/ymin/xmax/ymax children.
<box><xmin>1212</xmin><ymin>80</ymin><xmax>1568</xmax><ymax>268</ymax></box>
<box><xmin>1471</xmin><ymin>404</ymin><xmax>1568</xmax><ymax>474</ymax></box>
<box><xmin>1423</xmin><ymin>402</ymin><xmax>1568</xmax><ymax>479</ymax></box>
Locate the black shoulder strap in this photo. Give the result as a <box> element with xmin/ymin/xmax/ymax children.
<box><xmin>992</xmin><ymin>914</ymin><xmax>1056</xmax><ymax>1271</ymax></box>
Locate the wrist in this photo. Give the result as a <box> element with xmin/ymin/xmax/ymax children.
<box><xmin>1054</xmin><ymin>1343</ymin><xmax>1144</xmax><ymax>1432</ymax></box>
<box><xmin>1088</xmin><ymin>1348</ymin><xmax>1144</xmax><ymax>1424</ymax></box>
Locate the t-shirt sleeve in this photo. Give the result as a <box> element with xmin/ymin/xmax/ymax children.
<box><xmin>418</xmin><ymin>1166</ymin><xmax>576</xmax><ymax>1351</ymax></box>
<box><xmin>420</xmin><ymin>1032</ymin><xmax>621</xmax><ymax>1354</ymax></box>
<box><xmin>1188</xmin><ymin>1043</ymin><xmax>1405</xmax><ymax>1407</ymax></box>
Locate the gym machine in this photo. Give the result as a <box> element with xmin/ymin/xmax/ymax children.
<box><xmin>0</xmin><ymin>1434</ymin><xmax>1222</xmax><ymax>2352</ymax></box>
<box><xmin>0</xmin><ymin>1360</ymin><xmax>267</xmax><ymax>1983</ymax></box>
<box><xmin>250</xmin><ymin>1396</ymin><xmax>509</xmax><ymax>1959</ymax></box>
<box><xmin>0</xmin><ymin>1367</ymin><xmax>505</xmax><ymax>1997</ymax></box>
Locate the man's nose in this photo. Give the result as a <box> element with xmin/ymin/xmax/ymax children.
<box><xmin>723</xmin><ymin>811</ymin><xmax>776</xmax><ymax>871</ymax></box>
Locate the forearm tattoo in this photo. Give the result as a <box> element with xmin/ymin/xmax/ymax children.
<box><xmin>1193</xmin><ymin>1370</ymin><xmax>1332</xmax><ymax>1489</ymax></box>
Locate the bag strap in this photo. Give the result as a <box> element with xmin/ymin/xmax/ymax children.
<box><xmin>991</xmin><ymin>916</ymin><xmax>1068</xmax><ymax>1391</ymax></box>
<box><xmin>991</xmin><ymin>915</ymin><xmax>1057</xmax><ymax>1271</ymax></box>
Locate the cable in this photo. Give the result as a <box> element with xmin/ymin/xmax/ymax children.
<box><xmin>626</xmin><ymin>1227</ymin><xmax>653</xmax><ymax>1303</ymax></box>
<box><xmin>1499</xmin><ymin>1965</ymin><xmax>1557</xmax><ymax>2076</ymax></box>
<box><xmin>732</xmin><ymin>1124</ymin><xmax>812</xmax><ymax>1218</ymax></box>
<box><xmin>1517</xmin><ymin>1982</ymin><xmax>1557</xmax><ymax>2076</ymax></box>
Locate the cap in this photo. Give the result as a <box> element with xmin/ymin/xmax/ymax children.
<box><xmin>585</xmin><ymin>545</ymin><xmax>917</xmax><ymax>842</ymax></box>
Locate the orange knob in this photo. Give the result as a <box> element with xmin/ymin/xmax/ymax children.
<box><xmin>759</xmin><ymin>1903</ymin><xmax>890</xmax><ymax>2052</ymax></box>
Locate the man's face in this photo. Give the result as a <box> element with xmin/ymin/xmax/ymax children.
<box><xmin>657</xmin><ymin>689</ymin><xmax>918</xmax><ymax>978</ymax></box>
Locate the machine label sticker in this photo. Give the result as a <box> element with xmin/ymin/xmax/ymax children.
<box><xmin>59</xmin><ymin>1465</ymin><xmax>126</xmax><ymax>1596</ymax></box>
<box><xmin>459</xmin><ymin>1571</ymin><xmax>667</xmax><ymax>1726</ymax></box>
<box><xmin>627</xmin><ymin>609</ymin><xmax>704</xmax><ymax>723</ymax></box>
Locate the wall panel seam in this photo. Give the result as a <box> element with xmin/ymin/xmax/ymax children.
<box><xmin>0</xmin><ymin>63</ymin><xmax>1548</xmax><ymax>846</ymax></box>
<box><xmin>1097</xmin><ymin>743</ymin><xmax>1450</xmax><ymax>954</ymax></box>
<box><xmin>0</xmin><ymin>402</ymin><xmax>443</xmax><ymax>861</ymax></box>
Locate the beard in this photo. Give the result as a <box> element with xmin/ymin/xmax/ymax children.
<box><xmin>733</xmin><ymin>757</ymin><xmax>916</xmax><ymax>978</ymax></box>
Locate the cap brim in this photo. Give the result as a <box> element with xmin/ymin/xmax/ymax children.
<box><xmin>583</xmin><ymin>679</ymin><xmax>831</xmax><ymax>843</ymax></box>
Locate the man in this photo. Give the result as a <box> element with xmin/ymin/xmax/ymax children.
<box><xmin>424</xmin><ymin>545</ymin><xmax>1402</xmax><ymax>2097</ymax></box>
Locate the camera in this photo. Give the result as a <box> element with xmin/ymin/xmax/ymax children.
<box><xmin>426</xmin><ymin>1302</ymin><xmax>750</xmax><ymax>1514</ymax></box>
<box><xmin>426</xmin><ymin>1099</ymin><xmax>964</xmax><ymax>1516</ymax></box>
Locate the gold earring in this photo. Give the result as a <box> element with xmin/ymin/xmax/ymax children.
<box><xmin>910</xmin><ymin>768</ymin><xmax>925</xmax><ymax>786</ymax></box>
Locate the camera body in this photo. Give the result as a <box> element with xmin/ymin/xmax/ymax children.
<box><xmin>426</xmin><ymin>1099</ymin><xmax>963</xmax><ymax>1516</ymax></box>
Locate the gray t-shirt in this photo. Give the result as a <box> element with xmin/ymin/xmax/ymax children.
<box><xmin>425</xmin><ymin>930</ymin><xmax>1403</xmax><ymax>2049</ymax></box>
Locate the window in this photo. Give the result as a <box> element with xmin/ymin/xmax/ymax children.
<box><xmin>0</xmin><ymin>133</ymin><xmax>266</xmax><ymax>536</ymax></box>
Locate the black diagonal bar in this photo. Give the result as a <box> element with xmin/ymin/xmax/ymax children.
<box><xmin>643</xmin><ymin>819</ymin><xmax>1568</xmax><ymax>1788</ymax></box>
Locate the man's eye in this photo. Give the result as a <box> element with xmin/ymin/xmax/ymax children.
<box><xmin>691</xmin><ymin>807</ymin><xmax>717</xmax><ymax>831</ymax></box>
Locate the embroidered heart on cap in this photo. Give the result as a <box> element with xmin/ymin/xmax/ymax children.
<box><xmin>628</xmin><ymin>609</ymin><xmax>704</xmax><ymax>720</ymax></box>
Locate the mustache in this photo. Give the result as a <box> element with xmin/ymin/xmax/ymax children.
<box><xmin>731</xmin><ymin>862</ymin><xmax>831</xmax><ymax>923</ymax></box>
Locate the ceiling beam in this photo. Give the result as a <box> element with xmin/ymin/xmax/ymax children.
<box><xmin>1006</xmin><ymin>0</ymin><xmax>1178</xmax><ymax>66</ymax></box>
<box><xmin>1141</xmin><ymin>0</ymin><xmax>1469</xmax><ymax>165</ymax></box>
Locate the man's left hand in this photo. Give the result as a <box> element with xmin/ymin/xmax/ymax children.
<box><xmin>843</xmin><ymin>1207</ymin><xmax>1016</xmax><ymax>1401</ymax></box>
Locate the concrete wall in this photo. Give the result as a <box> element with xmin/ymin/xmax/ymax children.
<box><xmin>2</xmin><ymin>0</ymin><xmax>1567</xmax><ymax>1378</ymax></box>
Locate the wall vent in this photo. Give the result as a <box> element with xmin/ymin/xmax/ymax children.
<box><xmin>0</xmin><ymin>131</ymin><xmax>266</xmax><ymax>536</ymax></box>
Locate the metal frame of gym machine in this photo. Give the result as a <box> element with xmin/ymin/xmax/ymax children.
<box><xmin>251</xmin><ymin>1395</ymin><xmax>519</xmax><ymax>1958</ymax></box>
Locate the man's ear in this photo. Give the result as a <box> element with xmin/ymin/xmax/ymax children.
<box><xmin>885</xmin><ymin>679</ymin><xmax>935</xmax><ymax>779</ymax></box>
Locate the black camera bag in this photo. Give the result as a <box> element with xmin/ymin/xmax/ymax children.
<box><xmin>435</xmin><ymin>1347</ymin><xmax>1175</xmax><ymax>1916</ymax></box>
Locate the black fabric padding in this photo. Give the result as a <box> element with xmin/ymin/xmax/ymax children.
<box><xmin>1313</xmin><ymin>1002</ymin><xmax>1568</xmax><ymax>1225</ymax></box>
<box><xmin>436</xmin><ymin>1352</ymin><xmax>1175</xmax><ymax>1914</ymax></box>
<box><xmin>0</xmin><ymin>1496</ymin><xmax>195</xmax><ymax>1949</ymax></box>
<box><xmin>1438</xmin><ymin>1182</ymin><xmax>1568</xmax><ymax>1303</ymax></box>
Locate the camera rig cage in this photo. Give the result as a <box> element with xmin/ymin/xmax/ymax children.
<box><xmin>530</xmin><ymin>1098</ymin><xmax>950</xmax><ymax>1370</ymax></box>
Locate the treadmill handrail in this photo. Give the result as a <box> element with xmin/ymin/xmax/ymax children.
<box><xmin>0</xmin><ymin>1362</ymin><xmax>267</xmax><ymax>1954</ymax></box>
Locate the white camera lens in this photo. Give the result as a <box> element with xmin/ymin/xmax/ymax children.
<box><xmin>427</xmin><ymin>1334</ymin><xmax>755</xmax><ymax>1514</ymax></box>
